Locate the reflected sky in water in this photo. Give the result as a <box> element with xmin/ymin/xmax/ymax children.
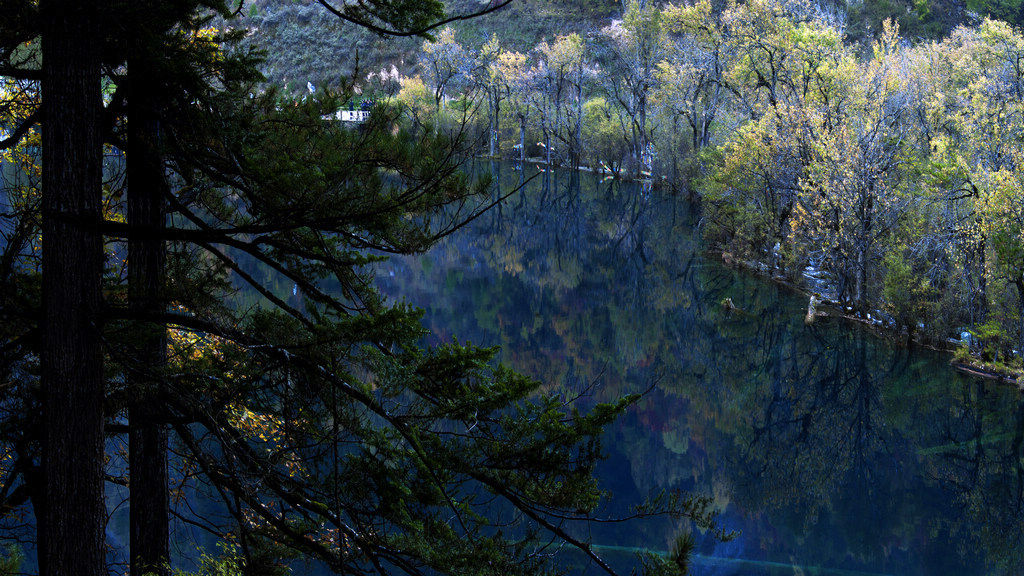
<box><xmin>375</xmin><ymin>163</ymin><xmax>1024</xmax><ymax>576</ymax></box>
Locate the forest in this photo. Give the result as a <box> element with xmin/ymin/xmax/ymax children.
<box><xmin>313</xmin><ymin>0</ymin><xmax>1024</xmax><ymax>370</ymax></box>
<box><xmin>1</xmin><ymin>0</ymin><xmax>1023</xmax><ymax>575</ymax></box>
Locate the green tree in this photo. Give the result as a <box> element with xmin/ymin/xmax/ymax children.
<box><xmin>3</xmin><ymin>2</ymin><xmax>726</xmax><ymax>576</ymax></box>
<box><xmin>421</xmin><ymin>27</ymin><xmax>469</xmax><ymax>112</ymax></box>
<box><xmin>598</xmin><ymin>0</ymin><xmax>665</xmax><ymax>176</ymax></box>
<box><xmin>881</xmin><ymin>249</ymin><xmax>933</xmax><ymax>342</ymax></box>
<box><xmin>581</xmin><ymin>96</ymin><xmax>626</xmax><ymax>174</ymax></box>
<box><xmin>475</xmin><ymin>34</ymin><xmax>507</xmax><ymax>158</ymax></box>
<box><xmin>795</xmin><ymin>21</ymin><xmax>916</xmax><ymax>314</ymax></box>
<box><xmin>536</xmin><ymin>33</ymin><xmax>589</xmax><ymax>169</ymax></box>
<box><xmin>494</xmin><ymin>48</ymin><xmax>533</xmax><ymax>169</ymax></box>
<box><xmin>657</xmin><ymin>0</ymin><xmax>727</xmax><ymax>153</ymax></box>
<box><xmin>908</xmin><ymin>18</ymin><xmax>1024</xmax><ymax>353</ymax></box>
<box><xmin>701</xmin><ymin>0</ymin><xmax>855</xmax><ymax>274</ymax></box>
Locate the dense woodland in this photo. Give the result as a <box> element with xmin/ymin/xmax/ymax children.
<box><xmin>1</xmin><ymin>0</ymin><xmax>1023</xmax><ymax>575</ymax></box>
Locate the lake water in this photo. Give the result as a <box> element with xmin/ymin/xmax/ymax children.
<box><xmin>374</xmin><ymin>164</ymin><xmax>1024</xmax><ymax>576</ymax></box>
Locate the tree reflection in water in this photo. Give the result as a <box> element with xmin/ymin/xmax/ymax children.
<box><xmin>375</xmin><ymin>163</ymin><xmax>1024</xmax><ymax>576</ymax></box>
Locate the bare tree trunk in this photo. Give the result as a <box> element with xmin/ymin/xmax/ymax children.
<box><xmin>519</xmin><ymin>119</ymin><xmax>526</xmax><ymax>166</ymax></box>
<box><xmin>975</xmin><ymin>235</ymin><xmax>988</xmax><ymax>327</ymax></box>
<box><xmin>856</xmin><ymin>245</ymin><xmax>866</xmax><ymax>315</ymax></box>
<box><xmin>701</xmin><ymin>81</ymin><xmax>721</xmax><ymax>149</ymax></box>
<box><xmin>128</xmin><ymin>51</ymin><xmax>170</xmax><ymax>576</ymax></box>
<box><xmin>40</xmin><ymin>0</ymin><xmax>106</xmax><ymax>574</ymax></box>
<box><xmin>488</xmin><ymin>93</ymin><xmax>498</xmax><ymax>157</ymax></box>
<box><xmin>855</xmin><ymin>191</ymin><xmax>875</xmax><ymax>316</ymax></box>
<box><xmin>544</xmin><ymin>127</ymin><xmax>552</xmax><ymax>165</ymax></box>
<box><xmin>573</xmin><ymin>81</ymin><xmax>583</xmax><ymax>170</ymax></box>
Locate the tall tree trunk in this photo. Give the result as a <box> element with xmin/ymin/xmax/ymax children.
<box><xmin>690</xmin><ymin>111</ymin><xmax>700</xmax><ymax>153</ymax></box>
<box><xmin>128</xmin><ymin>51</ymin><xmax>170</xmax><ymax>576</ymax></box>
<box><xmin>40</xmin><ymin>0</ymin><xmax>106</xmax><ymax>574</ymax></box>
<box><xmin>977</xmin><ymin>235</ymin><xmax>988</xmax><ymax>326</ymax></box>
<box><xmin>637</xmin><ymin>90</ymin><xmax>648</xmax><ymax>175</ymax></box>
<box><xmin>700</xmin><ymin>81</ymin><xmax>720</xmax><ymax>150</ymax></box>
<box><xmin>544</xmin><ymin>127</ymin><xmax>552</xmax><ymax>166</ymax></box>
<box><xmin>671</xmin><ymin>115</ymin><xmax>679</xmax><ymax>189</ymax></box>
<box><xmin>856</xmin><ymin>244</ymin><xmax>866</xmax><ymax>315</ymax></box>
<box><xmin>552</xmin><ymin>88</ymin><xmax>561</xmax><ymax>166</ymax></box>
<box><xmin>855</xmin><ymin>191</ymin><xmax>875</xmax><ymax>316</ymax></box>
<box><xmin>573</xmin><ymin>81</ymin><xmax>583</xmax><ymax>171</ymax></box>
<box><xmin>518</xmin><ymin>119</ymin><xmax>526</xmax><ymax>168</ymax></box>
<box><xmin>488</xmin><ymin>91</ymin><xmax>499</xmax><ymax>157</ymax></box>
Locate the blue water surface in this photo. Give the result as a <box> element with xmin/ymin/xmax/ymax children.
<box><xmin>374</xmin><ymin>164</ymin><xmax>1024</xmax><ymax>576</ymax></box>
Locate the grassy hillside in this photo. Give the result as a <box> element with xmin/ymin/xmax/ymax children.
<box><xmin>446</xmin><ymin>0</ymin><xmax>621</xmax><ymax>47</ymax></box>
<box><xmin>236</xmin><ymin>0</ymin><xmax>1012</xmax><ymax>94</ymax></box>
<box><xmin>236</xmin><ymin>0</ymin><xmax>623</xmax><ymax>93</ymax></box>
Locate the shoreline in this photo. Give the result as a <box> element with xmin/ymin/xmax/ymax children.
<box><xmin>950</xmin><ymin>361</ymin><xmax>1022</xmax><ymax>387</ymax></box>
<box><xmin>716</xmin><ymin>250</ymin><xmax>1024</xmax><ymax>391</ymax></box>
